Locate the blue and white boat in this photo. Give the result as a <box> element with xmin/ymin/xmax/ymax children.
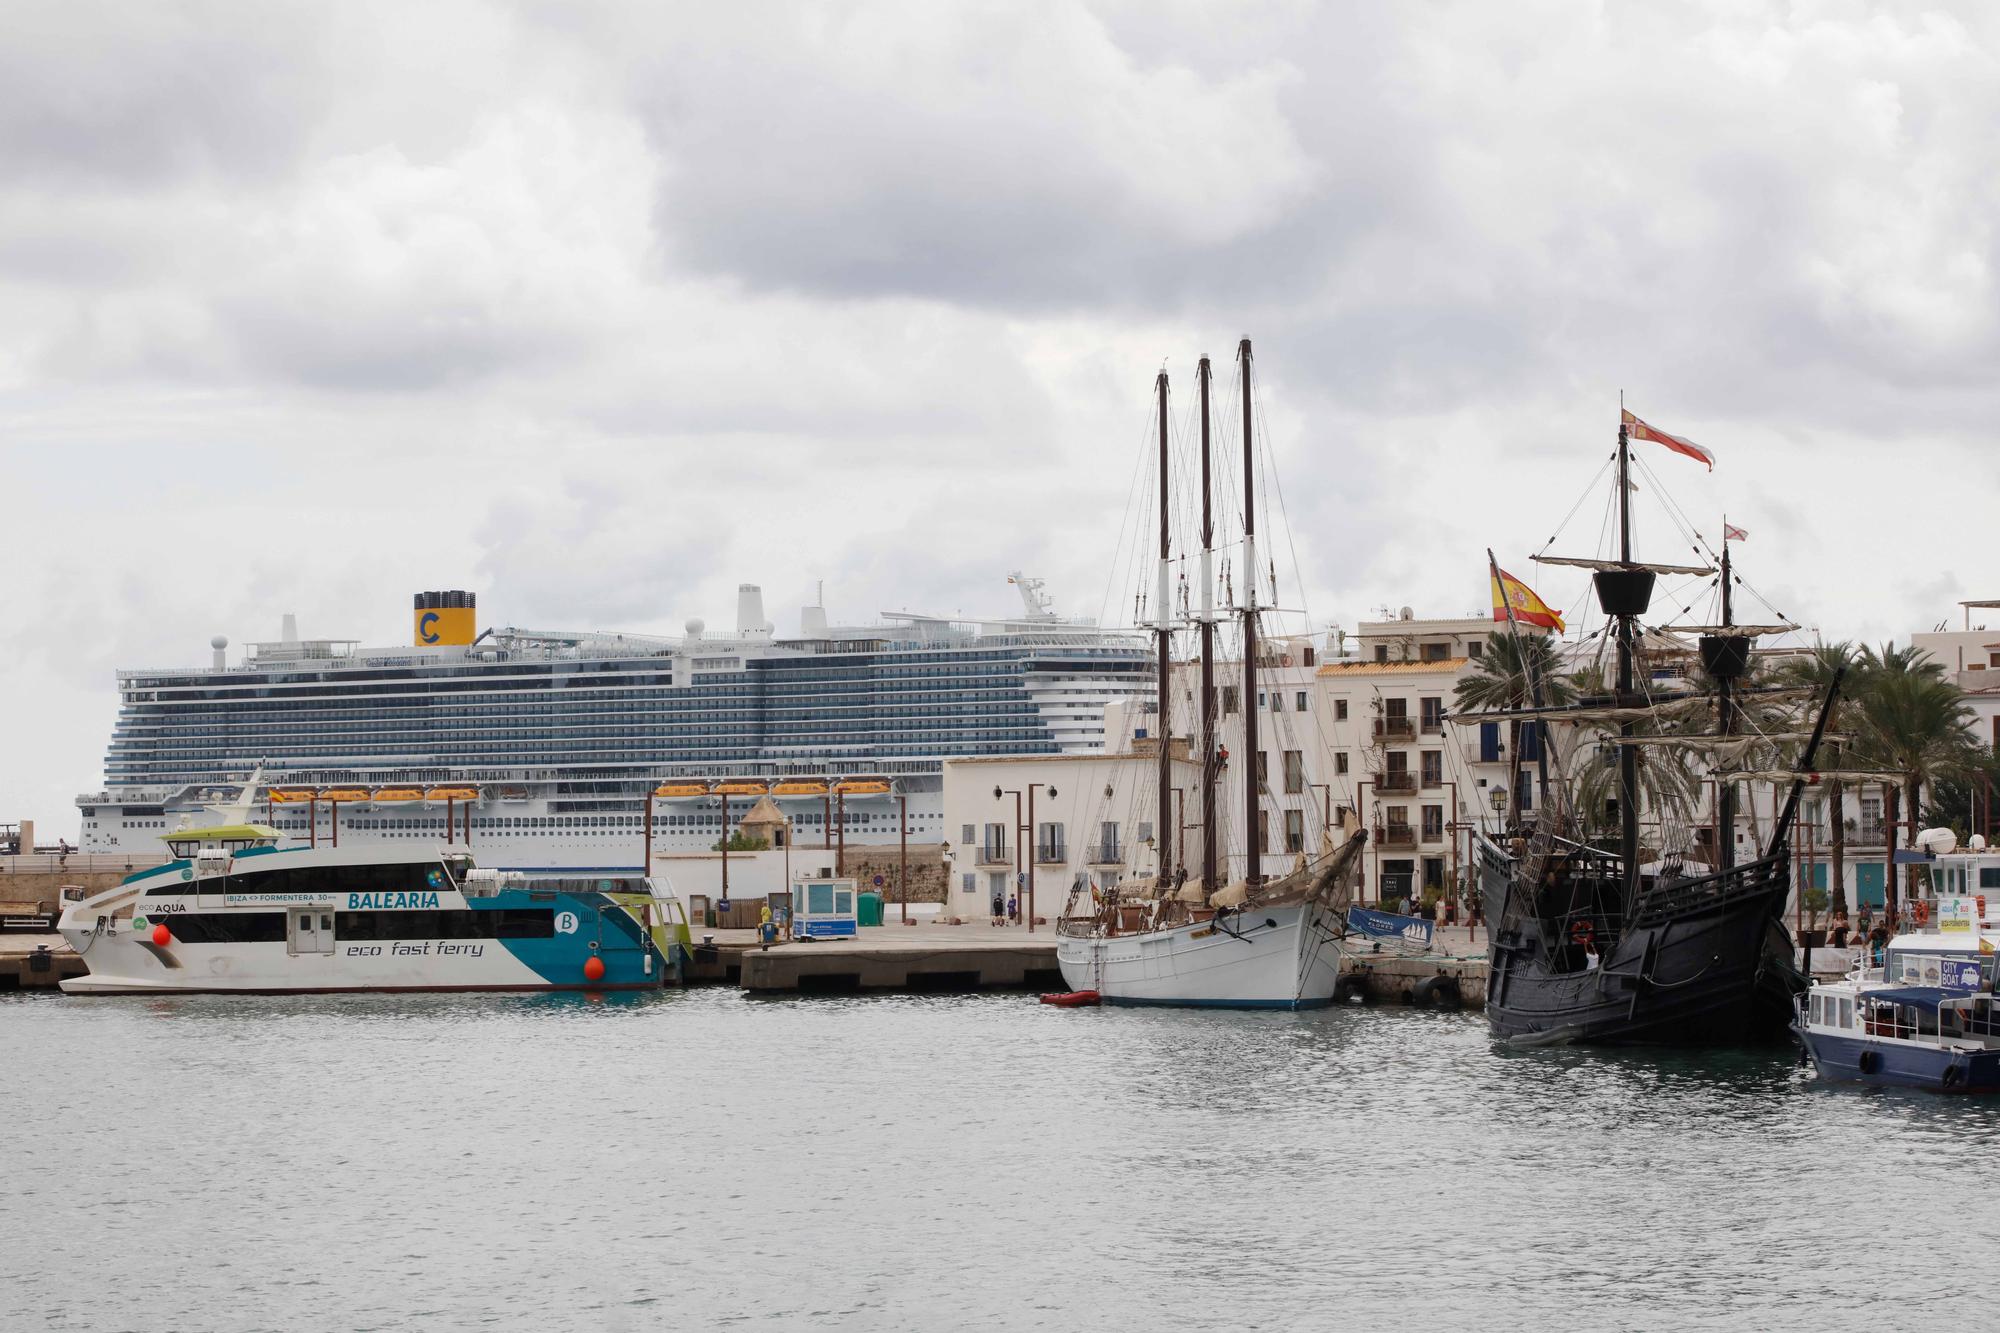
<box><xmin>1795</xmin><ymin>891</ymin><xmax>2000</xmax><ymax>1094</ymax></box>
<box><xmin>57</xmin><ymin>782</ymin><xmax>687</xmax><ymax>995</ymax></box>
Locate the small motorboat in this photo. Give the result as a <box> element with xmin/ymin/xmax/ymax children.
<box><xmin>1040</xmin><ymin>990</ymin><xmax>1101</xmax><ymax>1007</ymax></box>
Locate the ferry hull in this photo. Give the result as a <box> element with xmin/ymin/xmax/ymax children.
<box><xmin>1796</xmin><ymin>1026</ymin><xmax>2000</xmax><ymax>1094</ymax></box>
<box><xmin>58</xmin><ymin>932</ymin><xmax>665</xmax><ymax>996</ymax></box>
<box><xmin>1054</xmin><ymin>902</ymin><xmax>1344</xmax><ymax>1010</ymax></box>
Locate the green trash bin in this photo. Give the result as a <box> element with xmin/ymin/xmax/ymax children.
<box><xmin>858</xmin><ymin>890</ymin><xmax>885</xmax><ymax>927</ymax></box>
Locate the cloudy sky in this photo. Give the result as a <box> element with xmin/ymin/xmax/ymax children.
<box><xmin>5</xmin><ymin>1</ymin><xmax>1997</xmax><ymax>830</ymax></box>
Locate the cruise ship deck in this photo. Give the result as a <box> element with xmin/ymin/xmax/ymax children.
<box><xmin>79</xmin><ymin>580</ymin><xmax>1151</xmax><ymax>871</ymax></box>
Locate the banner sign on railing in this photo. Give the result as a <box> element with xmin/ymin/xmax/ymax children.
<box><xmin>1346</xmin><ymin>907</ymin><xmax>1433</xmax><ymax>949</ymax></box>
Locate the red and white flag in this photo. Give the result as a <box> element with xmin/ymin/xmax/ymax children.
<box><xmin>1622</xmin><ymin>408</ymin><xmax>1714</xmax><ymax>471</ymax></box>
<box><xmin>1723</xmin><ymin>522</ymin><xmax>1748</xmax><ymax>542</ymax></box>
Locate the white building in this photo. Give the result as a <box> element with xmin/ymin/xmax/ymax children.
<box><xmin>1316</xmin><ymin>613</ymin><xmax>1529</xmax><ymax>905</ymax></box>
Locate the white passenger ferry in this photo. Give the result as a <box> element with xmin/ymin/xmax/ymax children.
<box><xmin>1794</xmin><ymin>834</ymin><xmax>2000</xmax><ymax>1093</ymax></box>
<box><xmin>58</xmin><ymin>789</ymin><xmax>688</xmax><ymax>994</ymax></box>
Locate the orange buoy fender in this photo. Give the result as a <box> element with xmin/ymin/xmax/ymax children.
<box><xmin>151</xmin><ymin>923</ymin><xmax>172</xmax><ymax>946</ymax></box>
<box><xmin>583</xmin><ymin>955</ymin><xmax>607</xmax><ymax>982</ymax></box>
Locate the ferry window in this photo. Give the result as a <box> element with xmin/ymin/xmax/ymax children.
<box><xmin>155</xmin><ymin>912</ymin><xmax>288</xmax><ymax>943</ymax></box>
<box><xmin>1982</xmin><ymin>868</ymin><xmax>2000</xmax><ymax>890</ymax></box>
<box><xmin>1838</xmin><ymin>998</ymin><xmax>1853</xmax><ymax>1028</ymax></box>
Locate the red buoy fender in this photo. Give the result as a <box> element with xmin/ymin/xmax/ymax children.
<box><xmin>583</xmin><ymin>955</ymin><xmax>607</xmax><ymax>982</ymax></box>
<box><xmin>151</xmin><ymin>923</ymin><xmax>172</xmax><ymax>947</ymax></box>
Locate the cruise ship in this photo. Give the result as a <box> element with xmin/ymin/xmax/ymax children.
<box><xmin>77</xmin><ymin>578</ymin><xmax>1152</xmax><ymax>871</ymax></box>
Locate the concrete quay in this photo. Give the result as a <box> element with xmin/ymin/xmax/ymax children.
<box><xmin>687</xmin><ymin>921</ymin><xmax>1064</xmax><ymax>993</ymax></box>
<box><xmin>0</xmin><ymin>933</ymin><xmax>87</xmax><ymax>990</ymax></box>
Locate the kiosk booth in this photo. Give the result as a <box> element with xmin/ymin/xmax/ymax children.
<box><xmin>791</xmin><ymin>876</ymin><xmax>859</xmax><ymax>940</ymax></box>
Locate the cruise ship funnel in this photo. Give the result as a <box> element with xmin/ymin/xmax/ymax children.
<box><xmin>415</xmin><ymin>590</ymin><xmax>477</xmax><ymax>646</ymax></box>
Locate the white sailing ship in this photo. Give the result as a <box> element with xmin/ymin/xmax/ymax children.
<box><xmin>1054</xmin><ymin>341</ymin><xmax>1366</xmax><ymax>1009</ymax></box>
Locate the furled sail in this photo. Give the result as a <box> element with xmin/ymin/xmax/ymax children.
<box><xmin>1533</xmin><ymin>555</ymin><xmax>1716</xmax><ymax>576</ymax></box>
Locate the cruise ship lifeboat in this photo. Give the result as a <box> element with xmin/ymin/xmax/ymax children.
<box><xmin>425</xmin><ymin>786</ymin><xmax>480</xmax><ymax>803</ymax></box>
<box><xmin>772</xmin><ymin>781</ymin><xmax>829</xmax><ymax>797</ymax></box>
<box><xmin>713</xmin><ymin>780</ymin><xmax>769</xmax><ymax>796</ymax></box>
<box><xmin>833</xmin><ymin>779</ymin><xmax>892</xmax><ymax>796</ymax></box>
<box><xmin>371</xmin><ymin>787</ymin><xmax>424</xmax><ymax>804</ymax></box>
<box><xmin>267</xmin><ymin>788</ymin><xmax>317</xmax><ymax>804</ymax></box>
<box><xmin>653</xmin><ymin>782</ymin><xmax>709</xmax><ymax>799</ymax></box>
<box><xmin>318</xmin><ymin>787</ymin><xmax>370</xmax><ymax>803</ymax></box>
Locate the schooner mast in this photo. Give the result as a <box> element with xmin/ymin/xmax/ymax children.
<box><xmin>1154</xmin><ymin>370</ymin><xmax>1174</xmax><ymax>885</ymax></box>
<box><xmin>1198</xmin><ymin>355</ymin><xmax>1218</xmax><ymax>896</ymax></box>
<box><xmin>1239</xmin><ymin>338</ymin><xmax>1261</xmax><ymax>890</ymax></box>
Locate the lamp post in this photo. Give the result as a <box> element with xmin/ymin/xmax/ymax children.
<box><xmin>898</xmin><ymin>788</ymin><xmax>910</xmax><ymax>925</ymax></box>
<box><xmin>1025</xmin><ymin>782</ymin><xmax>1056</xmax><ymax>932</ymax></box>
<box><xmin>1308</xmin><ymin>782</ymin><xmax>1333</xmax><ymax>839</ymax></box>
<box><xmin>941</xmin><ymin>843</ymin><xmax>955</xmax><ymax>921</ymax></box>
<box><xmin>996</xmin><ymin>786</ymin><xmax>1023</xmax><ymax>927</ymax></box>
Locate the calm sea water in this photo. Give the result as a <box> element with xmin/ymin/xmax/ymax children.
<box><xmin>4</xmin><ymin>988</ymin><xmax>1996</xmax><ymax>1332</ymax></box>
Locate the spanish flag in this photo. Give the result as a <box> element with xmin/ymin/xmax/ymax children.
<box><xmin>1492</xmin><ymin>566</ymin><xmax>1565</xmax><ymax>633</ymax></box>
<box><xmin>1622</xmin><ymin>408</ymin><xmax>1714</xmax><ymax>471</ymax></box>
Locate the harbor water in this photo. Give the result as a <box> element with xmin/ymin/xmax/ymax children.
<box><xmin>5</xmin><ymin>989</ymin><xmax>1998</xmax><ymax>1331</ymax></box>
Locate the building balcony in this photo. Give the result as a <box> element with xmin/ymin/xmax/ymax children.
<box><xmin>975</xmin><ymin>844</ymin><xmax>1015</xmax><ymax>867</ymax></box>
<box><xmin>1087</xmin><ymin>844</ymin><xmax>1124</xmax><ymax>866</ymax></box>
<box><xmin>1373</xmin><ymin>718</ymin><xmax>1416</xmax><ymax>740</ymax></box>
<box><xmin>1035</xmin><ymin>844</ymin><xmax>1067</xmax><ymax>865</ymax></box>
<box><xmin>1374</xmin><ymin>773</ymin><xmax>1416</xmax><ymax>794</ymax></box>
<box><xmin>1376</xmin><ymin>825</ymin><xmax>1417</xmax><ymax>848</ymax></box>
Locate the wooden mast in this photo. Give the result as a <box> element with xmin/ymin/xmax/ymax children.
<box><xmin>1155</xmin><ymin>370</ymin><xmax>1174</xmax><ymax>885</ymax></box>
<box><xmin>1716</xmin><ymin>536</ymin><xmax>1738</xmax><ymax>871</ymax></box>
<box><xmin>1198</xmin><ymin>355</ymin><xmax>1218</xmax><ymax>897</ymax></box>
<box><xmin>1616</xmin><ymin>421</ymin><xmax>1641</xmax><ymax>904</ymax></box>
<box><xmin>1240</xmin><ymin>339</ymin><xmax>1261</xmax><ymax>888</ymax></box>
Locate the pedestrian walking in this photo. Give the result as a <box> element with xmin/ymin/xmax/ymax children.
<box><xmin>1007</xmin><ymin>893</ymin><xmax>1019</xmax><ymax>925</ymax></box>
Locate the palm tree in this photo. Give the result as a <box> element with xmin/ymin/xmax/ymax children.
<box><xmin>1853</xmin><ymin>640</ymin><xmax>1974</xmax><ymax>921</ymax></box>
<box><xmin>1776</xmin><ymin>640</ymin><xmax>1861</xmax><ymax>913</ymax></box>
<box><xmin>1453</xmin><ymin>631</ymin><xmax>1575</xmax><ymax>829</ymax></box>
<box><xmin>1569</xmin><ymin>735</ymin><xmax>1704</xmax><ymax>848</ymax></box>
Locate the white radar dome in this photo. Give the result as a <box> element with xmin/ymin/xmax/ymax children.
<box><xmin>1916</xmin><ymin>827</ymin><xmax>1958</xmax><ymax>856</ymax></box>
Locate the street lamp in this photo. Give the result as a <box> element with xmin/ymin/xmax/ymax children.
<box><xmin>996</xmin><ymin>783</ymin><xmax>1057</xmax><ymax>932</ymax></box>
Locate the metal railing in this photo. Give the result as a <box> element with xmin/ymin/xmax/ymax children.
<box><xmin>1087</xmin><ymin>843</ymin><xmax>1123</xmax><ymax>865</ymax></box>
<box><xmin>975</xmin><ymin>844</ymin><xmax>1015</xmax><ymax>867</ymax></box>
<box><xmin>1376</xmin><ymin>825</ymin><xmax>1417</xmax><ymax>848</ymax></box>
<box><xmin>1375</xmin><ymin>773</ymin><xmax>1416</xmax><ymax>794</ymax></box>
<box><xmin>1035</xmin><ymin>843</ymin><xmax>1067</xmax><ymax>865</ymax></box>
<box><xmin>1374</xmin><ymin>718</ymin><xmax>1416</xmax><ymax>739</ymax></box>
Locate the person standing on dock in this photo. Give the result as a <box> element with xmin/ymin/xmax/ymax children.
<box><xmin>1007</xmin><ymin>893</ymin><xmax>1019</xmax><ymax>925</ymax></box>
<box><xmin>991</xmin><ymin>887</ymin><xmax>1005</xmax><ymax>927</ymax></box>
